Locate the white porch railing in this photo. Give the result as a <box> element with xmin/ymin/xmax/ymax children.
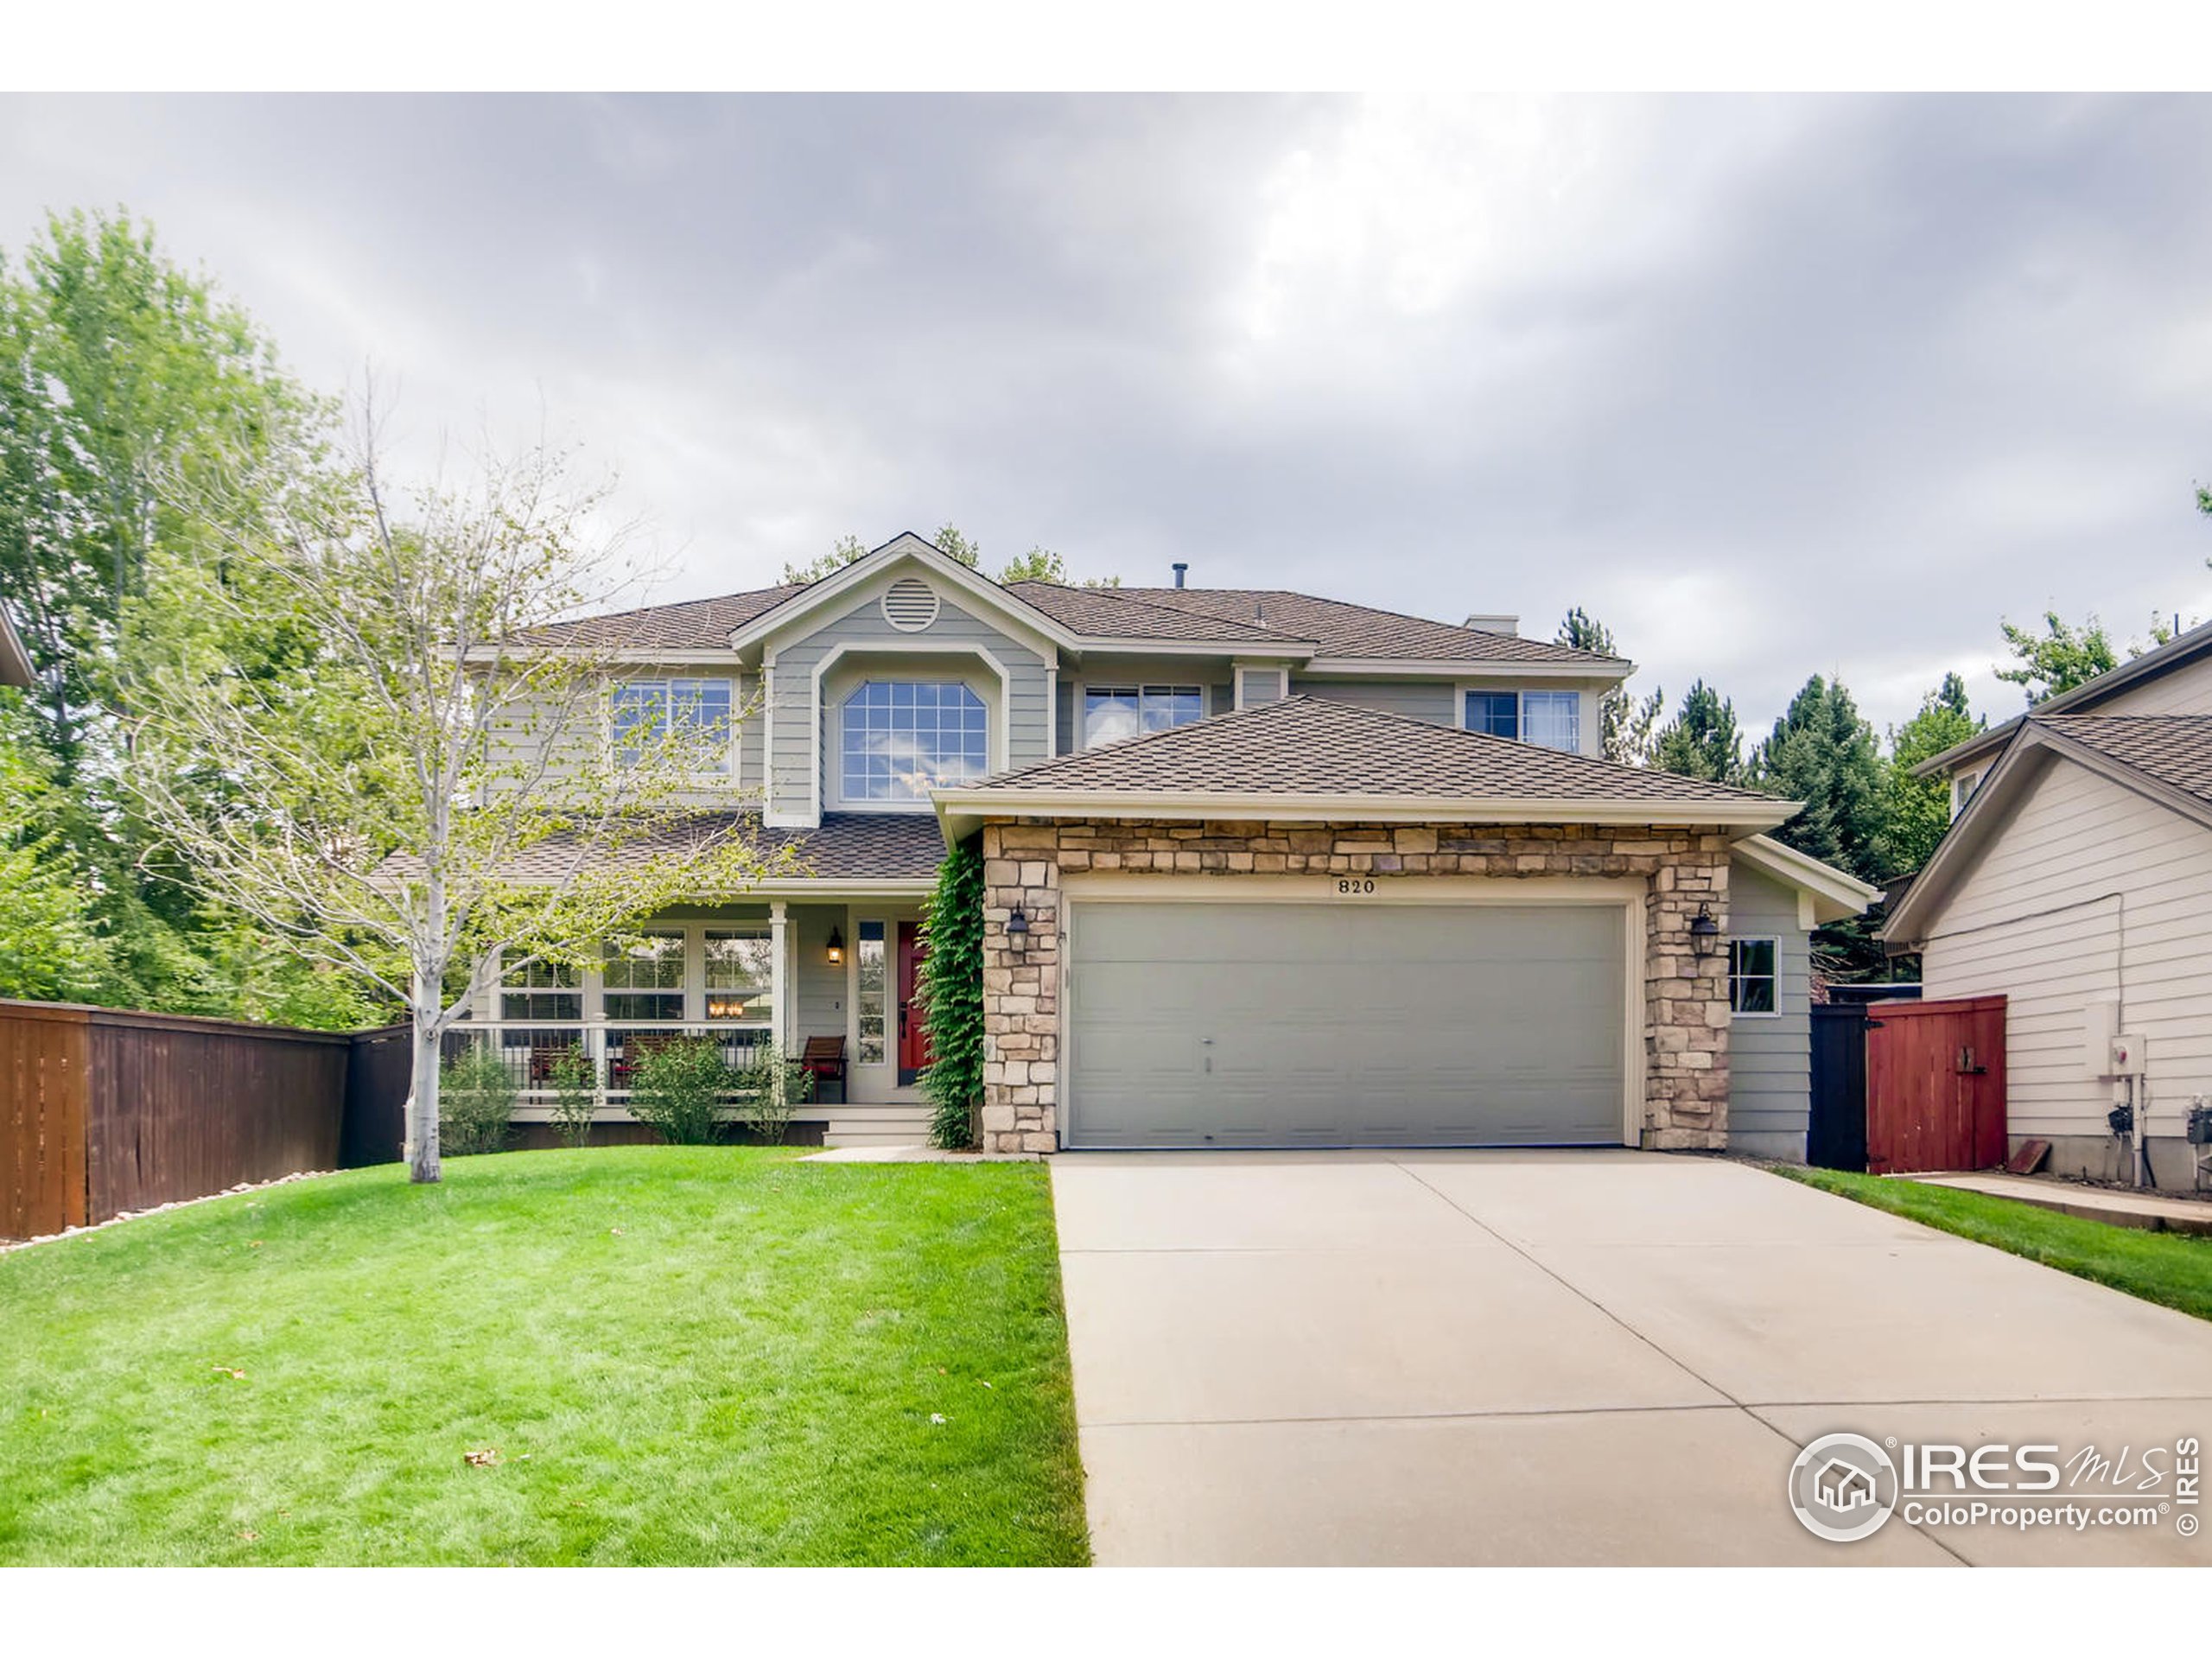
<box><xmin>448</xmin><ymin>1020</ymin><xmax>779</xmax><ymax>1103</ymax></box>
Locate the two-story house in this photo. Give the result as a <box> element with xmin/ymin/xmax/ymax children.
<box><xmin>1885</xmin><ymin>620</ymin><xmax>2212</xmax><ymax>1183</ymax></box>
<box><xmin>480</xmin><ymin>532</ymin><xmax>1873</xmax><ymax>1154</ymax></box>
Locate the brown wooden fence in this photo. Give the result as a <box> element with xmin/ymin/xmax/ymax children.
<box><xmin>1865</xmin><ymin>994</ymin><xmax>2008</xmax><ymax>1174</ymax></box>
<box><xmin>1</xmin><ymin>1000</ymin><xmax>353</xmax><ymax>1241</ymax></box>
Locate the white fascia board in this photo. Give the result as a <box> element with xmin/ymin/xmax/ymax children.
<box><xmin>933</xmin><ymin>787</ymin><xmax>1795</xmax><ymax>843</ymax></box>
<box><xmin>1730</xmin><ymin>832</ymin><xmax>1880</xmax><ymax>924</ymax></box>
<box><xmin>1300</xmin><ymin>657</ymin><xmax>1635</xmax><ymax>683</ymax></box>
<box><xmin>728</xmin><ymin>537</ymin><xmax>1084</xmax><ymax>659</ymax></box>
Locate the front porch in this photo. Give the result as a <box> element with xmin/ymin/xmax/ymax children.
<box><xmin>464</xmin><ymin>890</ymin><xmax>940</xmax><ymax>1147</ymax></box>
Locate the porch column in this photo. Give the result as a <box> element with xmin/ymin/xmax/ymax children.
<box><xmin>769</xmin><ymin>899</ymin><xmax>789</xmax><ymax>1051</ymax></box>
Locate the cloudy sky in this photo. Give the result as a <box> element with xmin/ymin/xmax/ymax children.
<box><xmin>3</xmin><ymin>92</ymin><xmax>2209</xmax><ymax>734</ymax></box>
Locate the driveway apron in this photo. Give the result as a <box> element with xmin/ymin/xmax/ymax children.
<box><xmin>1051</xmin><ymin>1149</ymin><xmax>2212</xmax><ymax>1567</ymax></box>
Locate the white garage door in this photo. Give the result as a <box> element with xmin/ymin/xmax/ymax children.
<box><xmin>1065</xmin><ymin>899</ymin><xmax>1628</xmax><ymax>1149</ymax></box>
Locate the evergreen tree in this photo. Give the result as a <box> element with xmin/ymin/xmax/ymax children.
<box><xmin>1649</xmin><ymin>681</ymin><xmax>1745</xmax><ymax>785</ymax></box>
<box><xmin>1747</xmin><ymin>675</ymin><xmax>1885</xmax><ymax>879</ymax></box>
<box><xmin>1555</xmin><ymin>608</ymin><xmax>1661</xmax><ymax>765</ymax></box>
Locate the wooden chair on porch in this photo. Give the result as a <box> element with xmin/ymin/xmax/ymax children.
<box><xmin>800</xmin><ymin>1035</ymin><xmax>847</xmax><ymax>1105</ymax></box>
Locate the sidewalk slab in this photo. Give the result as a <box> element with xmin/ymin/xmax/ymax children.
<box><xmin>1910</xmin><ymin>1172</ymin><xmax>2212</xmax><ymax>1236</ymax></box>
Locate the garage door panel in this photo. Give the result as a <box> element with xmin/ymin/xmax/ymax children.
<box><xmin>1067</xmin><ymin>899</ymin><xmax>1627</xmax><ymax>1149</ymax></box>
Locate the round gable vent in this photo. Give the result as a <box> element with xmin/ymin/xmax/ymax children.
<box><xmin>881</xmin><ymin>576</ymin><xmax>940</xmax><ymax>632</ymax></box>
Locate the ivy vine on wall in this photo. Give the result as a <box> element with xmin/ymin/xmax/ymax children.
<box><xmin>917</xmin><ymin>835</ymin><xmax>986</xmax><ymax>1149</ymax></box>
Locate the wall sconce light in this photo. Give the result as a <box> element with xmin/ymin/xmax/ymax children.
<box><xmin>825</xmin><ymin>925</ymin><xmax>844</xmax><ymax>966</ymax></box>
<box><xmin>1006</xmin><ymin>906</ymin><xmax>1030</xmax><ymax>950</ymax></box>
<box><xmin>1688</xmin><ymin>903</ymin><xmax>1721</xmax><ymax>959</ymax></box>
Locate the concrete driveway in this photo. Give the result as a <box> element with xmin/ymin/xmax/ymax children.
<box><xmin>1052</xmin><ymin>1150</ymin><xmax>2212</xmax><ymax>1567</ymax></box>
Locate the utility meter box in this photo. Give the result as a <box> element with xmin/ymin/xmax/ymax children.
<box><xmin>2109</xmin><ymin>1033</ymin><xmax>2147</xmax><ymax>1077</ymax></box>
<box><xmin>2084</xmin><ymin>998</ymin><xmax>2120</xmax><ymax>1076</ymax></box>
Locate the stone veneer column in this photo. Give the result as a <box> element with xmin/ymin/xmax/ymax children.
<box><xmin>978</xmin><ymin>823</ymin><xmax>1062</xmax><ymax>1154</ymax></box>
<box><xmin>974</xmin><ymin>819</ymin><xmax>1733</xmax><ymax>1154</ymax></box>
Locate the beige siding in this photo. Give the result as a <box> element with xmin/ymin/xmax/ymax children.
<box><xmin>1921</xmin><ymin>754</ymin><xmax>2212</xmax><ymax>1141</ymax></box>
<box><xmin>2088</xmin><ymin>652</ymin><xmax>2212</xmax><ymax>715</ymax></box>
<box><xmin>1726</xmin><ymin>860</ymin><xmax>1812</xmax><ymax>1158</ymax></box>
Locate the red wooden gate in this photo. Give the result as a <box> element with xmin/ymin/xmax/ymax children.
<box><xmin>1864</xmin><ymin>995</ymin><xmax>2007</xmax><ymax>1173</ymax></box>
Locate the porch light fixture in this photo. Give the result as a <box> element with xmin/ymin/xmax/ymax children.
<box><xmin>825</xmin><ymin>925</ymin><xmax>844</xmax><ymax>966</ymax></box>
<box><xmin>1688</xmin><ymin>904</ymin><xmax>1721</xmax><ymax>959</ymax></box>
<box><xmin>1006</xmin><ymin>906</ymin><xmax>1030</xmax><ymax>950</ymax></box>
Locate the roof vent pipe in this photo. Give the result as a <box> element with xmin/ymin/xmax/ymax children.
<box><xmin>1172</xmin><ymin>562</ymin><xmax>1188</xmax><ymax>588</ymax></box>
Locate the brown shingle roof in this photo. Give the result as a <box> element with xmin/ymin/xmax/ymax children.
<box><xmin>1003</xmin><ymin>581</ymin><xmax>1308</xmax><ymax>645</ymax></box>
<box><xmin>388</xmin><ymin>811</ymin><xmax>945</xmax><ymax>883</ymax></box>
<box><xmin>2037</xmin><ymin>715</ymin><xmax>2212</xmax><ymax>806</ymax></box>
<box><xmin>1100</xmin><ymin>587</ymin><xmax>1625</xmax><ymax>665</ymax></box>
<box><xmin>518</xmin><ymin>587</ymin><xmax>803</xmax><ymax>651</ymax></box>
<box><xmin>961</xmin><ymin>696</ymin><xmax>1783</xmax><ymax>806</ymax></box>
<box><xmin>515</xmin><ymin>567</ymin><xmax>1624</xmax><ymax>665</ymax></box>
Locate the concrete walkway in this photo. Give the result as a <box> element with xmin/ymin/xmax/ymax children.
<box><xmin>1910</xmin><ymin>1171</ymin><xmax>2212</xmax><ymax>1236</ymax></box>
<box><xmin>1051</xmin><ymin>1149</ymin><xmax>2212</xmax><ymax>1567</ymax></box>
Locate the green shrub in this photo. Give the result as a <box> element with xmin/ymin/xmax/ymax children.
<box><xmin>627</xmin><ymin>1036</ymin><xmax>731</xmax><ymax>1145</ymax></box>
<box><xmin>918</xmin><ymin>836</ymin><xmax>986</xmax><ymax>1149</ymax></box>
<box><xmin>439</xmin><ymin>1043</ymin><xmax>516</xmax><ymax>1155</ymax></box>
<box><xmin>732</xmin><ymin>1039</ymin><xmax>813</xmax><ymax>1144</ymax></box>
<box><xmin>547</xmin><ymin>1043</ymin><xmax>598</xmax><ymax>1148</ymax></box>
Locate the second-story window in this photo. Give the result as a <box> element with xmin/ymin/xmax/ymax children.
<box><xmin>611</xmin><ymin>678</ymin><xmax>734</xmax><ymax>773</ymax></box>
<box><xmin>1463</xmin><ymin>690</ymin><xmax>1580</xmax><ymax>753</ymax></box>
<box><xmin>840</xmin><ymin>680</ymin><xmax>988</xmax><ymax>802</ymax></box>
<box><xmin>1084</xmin><ymin>684</ymin><xmax>1205</xmax><ymax>747</ymax></box>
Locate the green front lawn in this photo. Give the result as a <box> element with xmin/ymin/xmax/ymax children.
<box><xmin>0</xmin><ymin>1147</ymin><xmax>1089</xmax><ymax>1565</ymax></box>
<box><xmin>1777</xmin><ymin>1165</ymin><xmax>2212</xmax><ymax>1324</ymax></box>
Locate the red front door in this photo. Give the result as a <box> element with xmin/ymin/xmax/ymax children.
<box><xmin>897</xmin><ymin>920</ymin><xmax>933</xmax><ymax>1078</ymax></box>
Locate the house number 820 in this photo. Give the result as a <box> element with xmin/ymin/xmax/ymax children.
<box><xmin>1336</xmin><ymin>878</ymin><xmax>1377</xmax><ymax>895</ymax></box>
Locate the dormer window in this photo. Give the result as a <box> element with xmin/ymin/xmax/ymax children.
<box><xmin>840</xmin><ymin>680</ymin><xmax>988</xmax><ymax>802</ymax></box>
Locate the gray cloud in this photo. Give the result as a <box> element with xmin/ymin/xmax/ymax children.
<box><xmin>3</xmin><ymin>92</ymin><xmax>2208</xmax><ymax>735</ymax></box>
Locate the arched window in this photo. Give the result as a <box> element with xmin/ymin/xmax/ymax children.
<box><xmin>839</xmin><ymin>680</ymin><xmax>988</xmax><ymax>802</ymax></box>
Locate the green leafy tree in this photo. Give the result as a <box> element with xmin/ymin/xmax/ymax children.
<box><xmin>1649</xmin><ymin>681</ymin><xmax>1745</xmax><ymax>785</ymax></box>
<box><xmin>1872</xmin><ymin>673</ymin><xmax>1984</xmax><ymax>878</ymax></box>
<box><xmin>785</xmin><ymin>524</ymin><xmax>1120</xmax><ymax>588</ymax></box>
<box><xmin>998</xmin><ymin>545</ymin><xmax>1122</xmax><ymax>588</ymax></box>
<box><xmin>917</xmin><ymin>836</ymin><xmax>985</xmax><ymax>1149</ymax></box>
<box><xmin>129</xmin><ymin>411</ymin><xmax>796</xmax><ymax>1183</ymax></box>
<box><xmin>1994</xmin><ymin>610</ymin><xmax>2120</xmax><ymax>705</ymax></box>
<box><xmin>0</xmin><ymin>721</ymin><xmax>111</xmax><ymax>1000</ymax></box>
<box><xmin>1554</xmin><ymin>608</ymin><xmax>1660</xmax><ymax>765</ymax></box>
<box><xmin>0</xmin><ymin>209</ymin><xmax>333</xmax><ymax>1013</ymax></box>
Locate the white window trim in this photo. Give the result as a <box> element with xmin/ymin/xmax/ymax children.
<box><xmin>1076</xmin><ymin>680</ymin><xmax>1208</xmax><ymax>751</ymax></box>
<box><xmin>813</xmin><ymin>642</ymin><xmax>1011</xmax><ymax>817</ymax></box>
<box><xmin>606</xmin><ymin>674</ymin><xmax>742</xmax><ymax>785</ymax></box>
<box><xmin>1452</xmin><ymin>684</ymin><xmax>1585</xmax><ymax>755</ymax></box>
<box><xmin>1728</xmin><ymin>935</ymin><xmax>1781</xmax><ymax>1020</ymax></box>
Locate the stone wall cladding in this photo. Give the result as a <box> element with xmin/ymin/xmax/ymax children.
<box><xmin>976</xmin><ymin>819</ymin><xmax>1733</xmax><ymax>1155</ymax></box>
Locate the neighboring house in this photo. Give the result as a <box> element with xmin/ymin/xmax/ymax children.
<box><xmin>486</xmin><ymin>531</ymin><xmax>1873</xmax><ymax>1154</ymax></box>
<box><xmin>1885</xmin><ymin>620</ymin><xmax>2212</xmax><ymax>1183</ymax></box>
<box><xmin>0</xmin><ymin>604</ymin><xmax>33</xmax><ymax>689</ymax></box>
